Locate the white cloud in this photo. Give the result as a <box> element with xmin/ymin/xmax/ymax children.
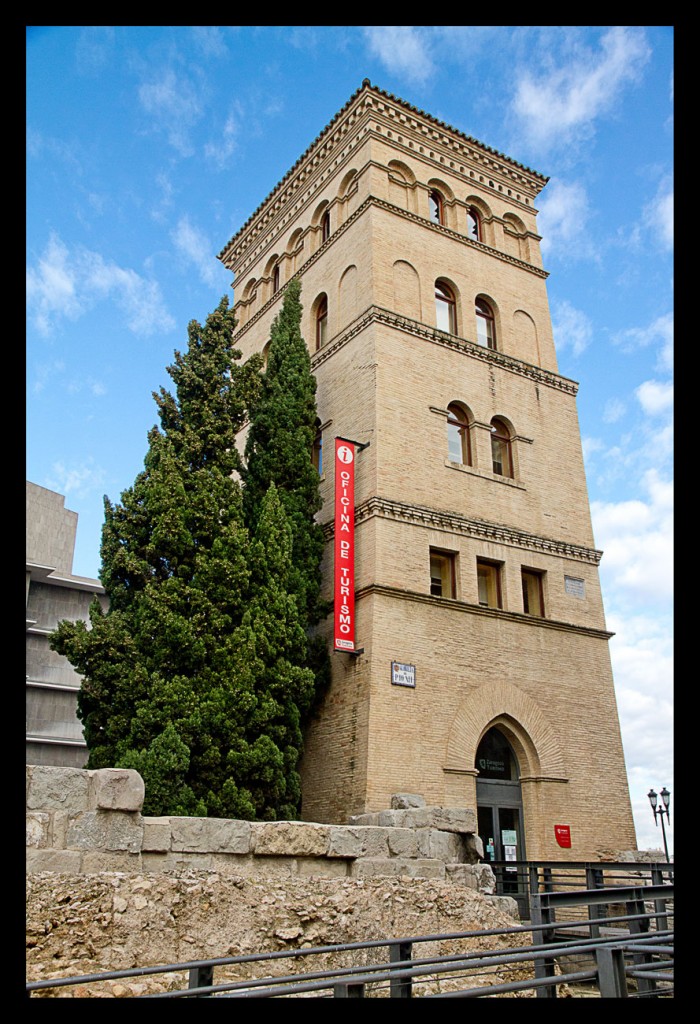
<box><xmin>657</xmin><ymin>189</ymin><xmax>674</xmax><ymax>252</ymax></box>
<box><xmin>46</xmin><ymin>459</ymin><xmax>107</xmax><ymax>500</ymax></box>
<box><xmin>550</xmin><ymin>297</ymin><xmax>593</xmax><ymax>356</ymax></box>
<box><xmin>75</xmin><ymin>26</ymin><xmax>115</xmax><ymax>75</ymax></box>
<box><xmin>592</xmin><ymin>468</ymin><xmax>673</xmax><ymax>607</ymax></box>
<box><xmin>581</xmin><ymin>435</ymin><xmax>605</xmax><ymax>462</ymax></box>
<box><xmin>635</xmin><ymin>380</ymin><xmax>673</xmax><ymax>416</ymax></box>
<box><xmin>607</xmin><ymin>607</ymin><xmax>674</xmax><ymax>853</ymax></box>
<box><xmin>363</xmin><ymin>27</ymin><xmax>435</xmax><ymax>85</ymax></box>
<box><xmin>65</xmin><ymin>375</ymin><xmax>106</xmax><ymax>398</ymax></box>
<box><xmin>643</xmin><ymin>181</ymin><xmax>673</xmax><ymax>253</ymax></box>
<box><xmin>31</xmin><ymin>358</ymin><xmax>66</xmax><ymax>395</ymax></box>
<box><xmin>289</xmin><ymin>27</ymin><xmax>322</xmax><ymax>51</ymax></box>
<box><xmin>26</xmin><ymin>234</ymin><xmax>83</xmax><ymax>334</ymax></box>
<box><xmin>512</xmin><ymin>26</ymin><xmax>651</xmax><ymax>153</ymax></box>
<box><xmin>587</xmin><ymin>393</ymin><xmax>673</xmax><ymax>496</ymax></box>
<box><xmin>138</xmin><ymin>69</ymin><xmax>203</xmax><ymax>156</ymax></box>
<box><xmin>26</xmin><ymin>232</ymin><xmax>175</xmax><ymax>337</ymax></box>
<box><xmin>190</xmin><ymin>26</ymin><xmax>229</xmax><ymax>58</ymax></box>
<box><xmin>603</xmin><ymin>398</ymin><xmax>626</xmax><ymax>424</ymax></box>
<box><xmin>536</xmin><ymin>179</ymin><xmax>594</xmax><ymax>259</ymax></box>
<box><xmin>171</xmin><ymin>216</ymin><xmax>228</xmax><ymax>288</ymax></box>
<box><xmin>592</xmin><ymin>464</ymin><xmax>673</xmax><ymax>852</ymax></box>
<box><xmin>204</xmin><ymin>105</ymin><xmax>242</xmax><ymax>170</ymax></box>
<box><xmin>612</xmin><ymin>312</ymin><xmax>674</xmax><ymax>373</ymax></box>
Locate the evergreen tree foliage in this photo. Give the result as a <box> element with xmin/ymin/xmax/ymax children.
<box><xmin>243</xmin><ymin>279</ymin><xmax>327</xmax><ymax>630</ymax></box>
<box><xmin>50</xmin><ymin>296</ymin><xmax>320</xmax><ymax>819</ymax></box>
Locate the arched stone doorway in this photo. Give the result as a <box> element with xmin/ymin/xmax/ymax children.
<box><xmin>476</xmin><ymin>726</ymin><xmax>525</xmax><ymax>905</ymax></box>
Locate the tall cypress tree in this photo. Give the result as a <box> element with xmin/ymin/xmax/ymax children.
<box><xmin>243</xmin><ymin>279</ymin><xmax>327</xmax><ymax>631</ymax></box>
<box><xmin>50</xmin><ymin>297</ymin><xmax>275</xmax><ymax>817</ymax></box>
<box><xmin>223</xmin><ymin>483</ymin><xmax>316</xmax><ymax>819</ymax></box>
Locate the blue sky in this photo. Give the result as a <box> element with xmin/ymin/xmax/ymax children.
<box><xmin>26</xmin><ymin>26</ymin><xmax>673</xmax><ymax>853</ymax></box>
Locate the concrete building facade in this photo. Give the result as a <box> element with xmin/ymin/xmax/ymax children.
<box><xmin>26</xmin><ymin>482</ymin><xmax>107</xmax><ymax>768</ymax></box>
<box><xmin>218</xmin><ymin>81</ymin><xmax>637</xmax><ymax>861</ymax></box>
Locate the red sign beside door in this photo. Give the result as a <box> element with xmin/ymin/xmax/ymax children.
<box><xmin>554</xmin><ymin>824</ymin><xmax>572</xmax><ymax>848</ymax></box>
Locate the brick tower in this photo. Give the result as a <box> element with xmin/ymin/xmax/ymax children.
<box><xmin>218</xmin><ymin>80</ymin><xmax>637</xmax><ymax>861</ymax></box>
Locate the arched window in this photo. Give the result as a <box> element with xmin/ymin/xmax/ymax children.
<box><xmin>429</xmin><ymin>189</ymin><xmax>444</xmax><ymax>225</ymax></box>
<box><xmin>272</xmin><ymin>263</ymin><xmax>280</xmax><ymax>294</ymax></box>
<box><xmin>466</xmin><ymin>207</ymin><xmax>481</xmax><ymax>242</ymax></box>
<box><xmin>476</xmin><ymin>728</ymin><xmax>519</xmax><ymax>781</ymax></box>
<box><xmin>435</xmin><ymin>281</ymin><xmax>457</xmax><ymax>334</ymax></box>
<box><xmin>312</xmin><ymin>420</ymin><xmax>323</xmax><ymax>475</ymax></box>
<box><xmin>475</xmin><ymin>298</ymin><xmax>496</xmax><ymax>350</ymax></box>
<box><xmin>321</xmin><ymin>209</ymin><xmax>331</xmax><ymax>242</ymax></box>
<box><xmin>490</xmin><ymin>417</ymin><xmax>513</xmax><ymax>478</ymax></box>
<box><xmin>446</xmin><ymin>403</ymin><xmax>472</xmax><ymax>465</ymax></box>
<box><xmin>315</xmin><ymin>295</ymin><xmax>328</xmax><ymax>350</ymax></box>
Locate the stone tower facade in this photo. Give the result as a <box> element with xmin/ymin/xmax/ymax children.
<box><xmin>218</xmin><ymin>81</ymin><xmax>636</xmax><ymax>862</ymax></box>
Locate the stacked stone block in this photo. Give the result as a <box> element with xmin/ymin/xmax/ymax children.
<box><xmin>26</xmin><ymin>767</ymin><xmax>500</xmax><ymax>899</ymax></box>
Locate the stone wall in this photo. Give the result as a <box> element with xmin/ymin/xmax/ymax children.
<box><xmin>27</xmin><ymin>766</ymin><xmax>528</xmax><ymax>997</ymax></box>
<box><xmin>26</xmin><ymin>872</ymin><xmax>527</xmax><ymax>997</ymax></box>
<box><xmin>26</xmin><ymin>766</ymin><xmax>497</xmax><ymax>893</ymax></box>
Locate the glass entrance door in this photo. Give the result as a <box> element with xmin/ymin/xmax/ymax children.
<box><xmin>475</xmin><ymin>728</ymin><xmax>527</xmax><ymax>915</ymax></box>
<box><xmin>477</xmin><ymin>802</ymin><xmax>526</xmax><ymax>912</ymax></box>
<box><xmin>495</xmin><ymin>806</ymin><xmax>522</xmax><ymax>894</ymax></box>
<box><xmin>478</xmin><ymin>806</ymin><xmax>523</xmax><ymax>870</ymax></box>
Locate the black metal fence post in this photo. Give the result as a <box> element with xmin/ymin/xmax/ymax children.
<box><xmin>528</xmin><ymin>863</ymin><xmax>540</xmax><ymax>902</ymax></box>
<box><xmin>188</xmin><ymin>965</ymin><xmax>214</xmax><ymax>995</ymax></box>
<box><xmin>334</xmin><ymin>982</ymin><xmax>365</xmax><ymax>997</ymax></box>
<box><xmin>586</xmin><ymin>864</ymin><xmax>605</xmax><ymax>938</ymax></box>
<box><xmin>530</xmin><ymin>892</ymin><xmax>558</xmax><ymax>998</ymax></box>
<box><xmin>650</xmin><ymin>865</ymin><xmax>670</xmax><ymax>931</ymax></box>
<box><xmin>389</xmin><ymin>941</ymin><xmax>413</xmax><ymax>998</ymax></box>
<box><xmin>626</xmin><ymin>891</ymin><xmax>656</xmax><ymax>996</ymax></box>
<box><xmin>596</xmin><ymin>945</ymin><xmax>629</xmax><ymax>998</ymax></box>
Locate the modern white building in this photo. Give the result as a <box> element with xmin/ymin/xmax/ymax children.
<box><xmin>26</xmin><ymin>482</ymin><xmax>107</xmax><ymax>767</ymax></box>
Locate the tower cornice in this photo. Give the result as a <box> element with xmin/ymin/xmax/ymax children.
<box><xmin>306</xmin><ymin>302</ymin><xmax>578</xmax><ymax>397</ymax></box>
<box><xmin>322</xmin><ymin>495</ymin><xmax>602</xmax><ymax>566</ymax></box>
<box><xmin>218</xmin><ymin>79</ymin><xmax>548</xmax><ymax>272</ymax></box>
<box><xmin>351</xmin><ymin>583</ymin><xmax>614</xmax><ymax>641</ymax></box>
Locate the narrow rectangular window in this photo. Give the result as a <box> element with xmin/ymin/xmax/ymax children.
<box><xmin>430</xmin><ymin>549</ymin><xmax>456</xmax><ymax>598</ymax></box>
<box><xmin>521</xmin><ymin>569</ymin><xmax>545</xmax><ymax>616</ymax></box>
<box><xmin>477</xmin><ymin>559</ymin><xmax>502</xmax><ymax>609</ymax></box>
<box><xmin>312</xmin><ymin>431</ymin><xmax>323</xmax><ymax>475</ymax></box>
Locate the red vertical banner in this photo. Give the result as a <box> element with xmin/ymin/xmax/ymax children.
<box><xmin>334</xmin><ymin>439</ymin><xmax>356</xmax><ymax>651</ymax></box>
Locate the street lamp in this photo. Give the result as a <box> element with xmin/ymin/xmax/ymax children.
<box><xmin>647</xmin><ymin>787</ymin><xmax>671</xmax><ymax>862</ymax></box>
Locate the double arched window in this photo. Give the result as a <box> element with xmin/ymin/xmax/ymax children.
<box><xmin>490</xmin><ymin>417</ymin><xmax>513</xmax><ymax>478</ymax></box>
<box><xmin>446</xmin><ymin>403</ymin><xmax>472</xmax><ymax>465</ymax></box>
<box><xmin>475</xmin><ymin>298</ymin><xmax>496</xmax><ymax>350</ymax></box>
<box><xmin>435</xmin><ymin>281</ymin><xmax>457</xmax><ymax>334</ymax></box>
<box><xmin>429</xmin><ymin>189</ymin><xmax>445</xmax><ymax>226</ymax></box>
<box><xmin>466</xmin><ymin>206</ymin><xmax>481</xmax><ymax>242</ymax></box>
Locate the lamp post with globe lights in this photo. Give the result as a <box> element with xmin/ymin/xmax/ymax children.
<box><xmin>647</xmin><ymin>787</ymin><xmax>671</xmax><ymax>862</ymax></box>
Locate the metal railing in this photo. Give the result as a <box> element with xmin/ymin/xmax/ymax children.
<box><xmin>529</xmin><ymin>882</ymin><xmax>674</xmax><ymax>998</ymax></box>
<box><xmin>26</xmin><ymin>881</ymin><xmax>673</xmax><ymax>999</ymax></box>
<box><xmin>489</xmin><ymin>859</ymin><xmax>674</xmax><ymax>920</ymax></box>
